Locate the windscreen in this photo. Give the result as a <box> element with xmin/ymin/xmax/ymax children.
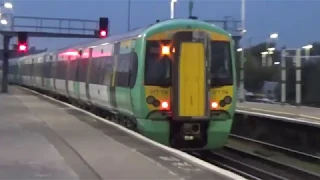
<box><xmin>210</xmin><ymin>41</ymin><xmax>233</xmax><ymax>86</ymax></box>
<box><xmin>144</xmin><ymin>40</ymin><xmax>171</xmax><ymax>86</ymax></box>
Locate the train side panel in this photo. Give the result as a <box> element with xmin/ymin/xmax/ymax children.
<box><xmin>55</xmin><ymin>53</ymin><xmax>68</xmax><ymax>96</ymax></box>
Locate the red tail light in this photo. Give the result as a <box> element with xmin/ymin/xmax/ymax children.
<box><xmin>161</xmin><ymin>101</ymin><xmax>170</xmax><ymax>110</ymax></box>
<box><xmin>211</xmin><ymin>102</ymin><xmax>218</xmax><ymax>109</ymax></box>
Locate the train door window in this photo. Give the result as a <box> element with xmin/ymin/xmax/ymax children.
<box><xmin>129</xmin><ymin>52</ymin><xmax>138</xmax><ymax>88</ymax></box>
<box><xmin>89</xmin><ymin>57</ymin><xmax>101</xmax><ymax>84</ymax></box>
<box><xmin>100</xmin><ymin>56</ymin><xmax>113</xmax><ymax>86</ymax></box>
<box><xmin>78</xmin><ymin>56</ymin><xmax>89</xmax><ymax>83</ymax></box>
<box><xmin>116</xmin><ymin>53</ymin><xmax>131</xmax><ymax>87</ymax></box>
<box><xmin>52</xmin><ymin>57</ymin><xmax>57</xmax><ymax>79</ymax></box>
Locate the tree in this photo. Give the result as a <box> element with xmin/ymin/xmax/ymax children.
<box><xmin>241</xmin><ymin>42</ymin><xmax>278</xmax><ymax>92</ymax></box>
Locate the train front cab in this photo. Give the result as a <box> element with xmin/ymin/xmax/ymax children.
<box><xmin>139</xmin><ymin>21</ymin><xmax>235</xmax><ymax>150</ymax></box>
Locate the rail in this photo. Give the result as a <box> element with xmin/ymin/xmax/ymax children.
<box><xmin>192</xmin><ymin>134</ymin><xmax>320</xmax><ymax>180</ymax></box>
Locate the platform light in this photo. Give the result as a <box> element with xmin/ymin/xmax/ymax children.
<box><xmin>302</xmin><ymin>44</ymin><xmax>313</xmax><ymax>50</ymax></box>
<box><xmin>4</xmin><ymin>2</ymin><xmax>13</xmax><ymax>9</ymax></box>
<box><xmin>261</xmin><ymin>51</ymin><xmax>268</xmax><ymax>55</ymax></box>
<box><xmin>0</xmin><ymin>19</ymin><xmax>7</xmax><ymax>25</ymax></box>
<box><xmin>269</xmin><ymin>33</ymin><xmax>278</xmax><ymax>39</ymax></box>
<box><xmin>237</xmin><ymin>48</ymin><xmax>243</xmax><ymax>52</ymax></box>
<box><xmin>267</xmin><ymin>47</ymin><xmax>275</xmax><ymax>51</ymax></box>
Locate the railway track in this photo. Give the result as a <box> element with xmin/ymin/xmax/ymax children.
<box><xmin>193</xmin><ymin>135</ymin><xmax>320</xmax><ymax>180</ymax></box>
<box><xmin>229</xmin><ymin>134</ymin><xmax>320</xmax><ymax>164</ymax></box>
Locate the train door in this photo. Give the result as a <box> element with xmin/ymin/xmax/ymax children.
<box><xmin>41</xmin><ymin>55</ymin><xmax>45</xmax><ymax>88</ymax></box>
<box><xmin>46</xmin><ymin>55</ymin><xmax>52</xmax><ymax>90</ymax></box>
<box><xmin>52</xmin><ymin>55</ymin><xmax>57</xmax><ymax>92</ymax></box>
<box><xmin>18</xmin><ymin>61</ymin><xmax>21</xmax><ymax>84</ymax></box>
<box><xmin>109</xmin><ymin>42</ymin><xmax>120</xmax><ymax>110</ymax></box>
<box><xmin>85</xmin><ymin>48</ymin><xmax>93</xmax><ymax>103</ymax></box>
<box><xmin>66</xmin><ymin>56</ymin><xmax>71</xmax><ymax>97</ymax></box>
<box><xmin>129</xmin><ymin>49</ymin><xmax>138</xmax><ymax>115</ymax></box>
<box><xmin>75</xmin><ymin>51</ymin><xmax>81</xmax><ymax>100</ymax></box>
<box><xmin>171</xmin><ymin>31</ymin><xmax>211</xmax><ymax>120</ymax></box>
<box><xmin>30</xmin><ymin>58</ymin><xmax>34</xmax><ymax>86</ymax></box>
<box><xmin>116</xmin><ymin>40</ymin><xmax>135</xmax><ymax>114</ymax></box>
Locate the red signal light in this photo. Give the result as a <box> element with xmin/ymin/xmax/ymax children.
<box><xmin>17</xmin><ymin>32</ymin><xmax>28</xmax><ymax>52</ymax></box>
<box><xmin>18</xmin><ymin>44</ymin><xmax>27</xmax><ymax>52</ymax></box>
<box><xmin>99</xmin><ymin>30</ymin><xmax>107</xmax><ymax>37</ymax></box>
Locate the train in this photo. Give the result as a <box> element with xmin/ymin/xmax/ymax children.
<box><xmin>3</xmin><ymin>18</ymin><xmax>237</xmax><ymax>150</ymax></box>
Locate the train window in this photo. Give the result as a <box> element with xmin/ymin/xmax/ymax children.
<box><xmin>129</xmin><ymin>52</ymin><xmax>138</xmax><ymax>88</ymax></box>
<box><xmin>210</xmin><ymin>41</ymin><xmax>233</xmax><ymax>86</ymax></box>
<box><xmin>144</xmin><ymin>41</ymin><xmax>171</xmax><ymax>86</ymax></box>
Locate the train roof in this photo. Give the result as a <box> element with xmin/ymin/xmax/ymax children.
<box><xmin>11</xmin><ymin>19</ymin><xmax>230</xmax><ymax>63</ymax></box>
<box><xmin>56</xmin><ymin>27</ymin><xmax>147</xmax><ymax>52</ymax></box>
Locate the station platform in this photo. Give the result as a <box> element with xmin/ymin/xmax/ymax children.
<box><xmin>237</xmin><ymin>102</ymin><xmax>320</xmax><ymax>126</ymax></box>
<box><xmin>0</xmin><ymin>86</ymin><xmax>243</xmax><ymax>180</ymax></box>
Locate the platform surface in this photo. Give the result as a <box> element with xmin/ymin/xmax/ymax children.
<box><xmin>237</xmin><ymin>102</ymin><xmax>320</xmax><ymax>124</ymax></box>
<box><xmin>0</xmin><ymin>86</ymin><xmax>236</xmax><ymax>180</ymax></box>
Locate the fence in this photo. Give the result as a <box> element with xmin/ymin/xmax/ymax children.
<box><xmin>279</xmin><ymin>49</ymin><xmax>320</xmax><ymax>107</ymax></box>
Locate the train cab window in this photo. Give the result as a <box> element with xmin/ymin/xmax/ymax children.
<box><xmin>144</xmin><ymin>41</ymin><xmax>171</xmax><ymax>86</ymax></box>
<box><xmin>210</xmin><ymin>41</ymin><xmax>233</xmax><ymax>86</ymax></box>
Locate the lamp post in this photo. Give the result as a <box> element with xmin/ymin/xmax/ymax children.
<box><xmin>237</xmin><ymin>48</ymin><xmax>246</xmax><ymax>102</ymax></box>
<box><xmin>127</xmin><ymin>0</ymin><xmax>131</xmax><ymax>31</ymax></box>
<box><xmin>302</xmin><ymin>44</ymin><xmax>313</xmax><ymax>60</ymax></box>
<box><xmin>241</xmin><ymin>0</ymin><xmax>246</xmax><ymax>33</ymax></box>
<box><xmin>0</xmin><ymin>2</ymin><xmax>13</xmax><ymax>30</ymax></box>
<box><xmin>188</xmin><ymin>0</ymin><xmax>193</xmax><ymax>18</ymax></box>
<box><xmin>266</xmin><ymin>33</ymin><xmax>278</xmax><ymax>66</ymax></box>
<box><xmin>3</xmin><ymin>2</ymin><xmax>12</xmax><ymax>9</ymax></box>
<box><xmin>261</xmin><ymin>51</ymin><xmax>268</xmax><ymax>66</ymax></box>
<box><xmin>170</xmin><ymin>0</ymin><xmax>177</xmax><ymax>19</ymax></box>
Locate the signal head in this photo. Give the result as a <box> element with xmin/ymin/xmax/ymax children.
<box><xmin>17</xmin><ymin>32</ymin><xmax>28</xmax><ymax>52</ymax></box>
<box><xmin>98</xmin><ymin>17</ymin><xmax>109</xmax><ymax>38</ymax></box>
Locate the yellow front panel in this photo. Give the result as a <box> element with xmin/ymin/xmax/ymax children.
<box><xmin>179</xmin><ymin>42</ymin><xmax>205</xmax><ymax>117</ymax></box>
